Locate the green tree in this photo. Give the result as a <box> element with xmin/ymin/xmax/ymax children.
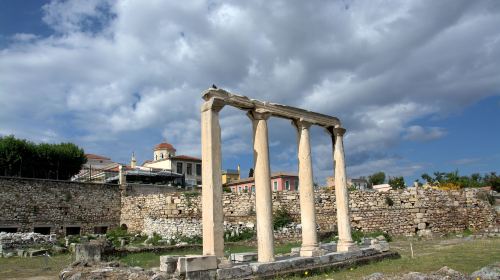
<box><xmin>485</xmin><ymin>172</ymin><xmax>500</xmax><ymax>192</ymax></box>
<box><xmin>248</xmin><ymin>168</ymin><xmax>254</xmax><ymax>177</ymax></box>
<box><xmin>368</xmin><ymin>171</ymin><xmax>386</xmax><ymax>186</ymax></box>
<box><xmin>388</xmin><ymin>176</ymin><xmax>405</xmax><ymax>189</ymax></box>
<box><xmin>0</xmin><ymin>135</ymin><xmax>86</xmax><ymax>180</ymax></box>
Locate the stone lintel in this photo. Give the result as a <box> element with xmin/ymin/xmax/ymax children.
<box><xmin>203</xmin><ymin>88</ymin><xmax>341</xmax><ymax>127</ymax></box>
<box><xmin>201</xmin><ymin>97</ymin><xmax>226</xmax><ymax>113</ymax></box>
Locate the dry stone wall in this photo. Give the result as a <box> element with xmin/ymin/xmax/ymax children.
<box><xmin>0</xmin><ymin>177</ymin><xmax>121</xmax><ymax>235</ymax></box>
<box><xmin>0</xmin><ymin>177</ymin><xmax>495</xmax><ymax>239</ymax></box>
<box><xmin>121</xmin><ymin>188</ymin><xmax>496</xmax><ymax>239</ymax></box>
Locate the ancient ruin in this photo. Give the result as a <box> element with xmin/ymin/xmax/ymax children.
<box><xmin>197</xmin><ymin>88</ymin><xmax>358</xmax><ymax>271</ymax></box>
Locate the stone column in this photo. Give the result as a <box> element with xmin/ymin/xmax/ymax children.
<box><xmin>118</xmin><ymin>165</ymin><xmax>126</xmax><ymax>186</ymax></box>
<box><xmin>294</xmin><ymin>120</ymin><xmax>321</xmax><ymax>257</ymax></box>
<box><xmin>248</xmin><ymin>110</ymin><xmax>275</xmax><ymax>263</ymax></box>
<box><xmin>201</xmin><ymin>98</ymin><xmax>225</xmax><ymax>258</ymax></box>
<box><xmin>328</xmin><ymin>127</ymin><xmax>358</xmax><ymax>252</ymax></box>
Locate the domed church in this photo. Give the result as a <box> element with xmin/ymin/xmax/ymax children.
<box><xmin>142</xmin><ymin>142</ymin><xmax>202</xmax><ymax>187</ymax></box>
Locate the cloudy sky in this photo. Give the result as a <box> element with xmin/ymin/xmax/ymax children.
<box><xmin>1</xmin><ymin>0</ymin><xmax>499</xmax><ymax>184</ymax></box>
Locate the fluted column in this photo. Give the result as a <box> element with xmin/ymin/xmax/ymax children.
<box><xmin>201</xmin><ymin>98</ymin><xmax>225</xmax><ymax>257</ymax></box>
<box><xmin>248</xmin><ymin>110</ymin><xmax>275</xmax><ymax>262</ymax></box>
<box><xmin>328</xmin><ymin>126</ymin><xmax>358</xmax><ymax>252</ymax></box>
<box><xmin>293</xmin><ymin>120</ymin><xmax>322</xmax><ymax>257</ymax></box>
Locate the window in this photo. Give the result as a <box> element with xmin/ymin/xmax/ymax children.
<box><xmin>196</xmin><ymin>164</ymin><xmax>202</xmax><ymax>176</ymax></box>
<box><xmin>66</xmin><ymin>226</ymin><xmax>81</xmax><ymax>236</ymax></box>
<box><xmin>94</xmin><ymin>226</ymin><xmax>108</xmax><ymax>234</ymax></box>
<box><xmin>177</xmin><ymin>162</ymin><xmax>183</xmax><ymax>174</ymax></box>
<box><xmin>238</xmin><ymin>186</ymin><xmax>242</xmax><ymax>192</ymax></box>
<box><xmin>251</xmin><ymin>185</ymin><xmax>255</xmax><ymax>192</ymax></box>
<box><xmin>273</xmin><ymin>181</ymin><xmax>278</xmax><ymax>191</ymax></box>
<box><xmin>155</xmin><ymin>155</ymin><xmax>158</xmax><ymax>160</ymax></box>
<box><xmin>0</xmin><ymin>227</ymin><xmax>18</xmax><ymax>233</ymax></box>
<box><xmin>186</xmin><ymin>163</ymin><xmax>192</xmax><ymax>175</ymax></box>
<box><xmin>34</xmin><ymin>227</ymin><xmax>51</xmax><ymax>235</ymax></box>
<box><xmin>244</xmin><ymin>185</ymin><xmax>248</xmax><ymax>192</ymax></box>
<box><xmin>285</xmin><ymin>180</ymin><xmax>290</xmax><ymax>191</ymax></box>
<box><xmin>294</xmin><ymin>180</ymin><xmax>299</xmax><ymax>191</ymax></box>
<box><xmin>161</xmin><ymin>153</ymin><xmax>164</xmax><ymax>159</ymax></box>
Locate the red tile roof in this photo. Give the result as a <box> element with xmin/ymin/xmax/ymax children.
<box><xmin>173</xmin><ymin>155</ymin><xmax>201</xmax><ymax>162</ymax></box>
<box><xmin>85</xmin><ymin>154</ymin><xmax>111</xmax><ymax>160</ymax></box>
<box><xmin>154</xmin><ymin>142</ymin><xmax>176</xmax><ymax>151</ymax></box>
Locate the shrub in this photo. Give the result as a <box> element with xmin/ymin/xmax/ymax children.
<box><xmin>176</xmin><ymin>234</ymin><xmax>202</xmax><ymax>244</ymax></box>
<box><xmin>351</xmin><ymin>229</ymin><xmax>392</xmax><ymax>243</ymax></box>
<box><xmin>273</xmin><ymin>206</ymin><xmax>293</xmax><ymax>229</ymax></box>
<box><xmin>146</xmin><ymin>232</ymin><xmax>163</xmax><ymax>246</ymax></box>
<box><xmin>106</xmin><ymin>227</ymin><xmax>131</xmax><ymax>247</ymax></box>
<box><xmin>224</xmin><ymin>228</ymin><xmax>255</xmax><ymax>242</ymax></box>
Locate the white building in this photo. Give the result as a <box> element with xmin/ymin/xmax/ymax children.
<box><xmin>142</xmin><ymin>142</ymin><xmax>202</xmax><ymax>186</ymax></box>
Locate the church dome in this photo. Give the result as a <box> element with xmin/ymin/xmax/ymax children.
<box><xmin>154</xmin><ymin>142</ymin><xmax>176</xmax><ymax>151</ymax></box>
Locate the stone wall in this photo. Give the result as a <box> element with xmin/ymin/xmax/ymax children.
<box><xmin>0</xmin><ymin>177</ymin><xmax>496</xmax><ymax>239</ymax></box>
<box><xmin>121</xmin><ymin>188</ymin><xmax>496</xmax><ymax>239</ymax></box>
<box><xmin>0</xmin><ymin>177</ymin><xmax>121</xmax><ymax>235</ymax></box>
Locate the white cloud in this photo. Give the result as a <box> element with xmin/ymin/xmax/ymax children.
<box><xmin>403</xmin><ymin>126</ymin><xmax>447</xmax><ymax>141</ymax></box>
<box><xmin>1</xmin><ymin>0</ymin><xmax>499</xmax><ymax>181</ymax></box>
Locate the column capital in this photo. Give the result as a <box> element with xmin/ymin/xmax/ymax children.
<box><xmin>325</xmin><ymin>126</ymin><xmax>346</xmax><ymax>137</ymax></box>
<box><xmin>333</xmin><ymin>127</ymin><xmax>346</xmax><ymax>137</ymax></box>
<box><xmin>292</xmin><ymin>119</ymin><xmax>312</xmax><ymax>130</ymax></box>
<box><xmin>201</xmin><ymin>97</ymin><xmax>226</xmax><ymax>113</ymax></box>
<box><xmin>247</xmin><ymin>109</ymin><xmax>271</xmax><ymax>121</ymax></box>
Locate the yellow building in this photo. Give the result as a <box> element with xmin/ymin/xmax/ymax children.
<box><xmin>222</xmin><ymin>165</ymin><xmax>240</xmax><ymax>185</ymax></box>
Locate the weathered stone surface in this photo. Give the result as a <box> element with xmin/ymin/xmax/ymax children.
<box><xmin>159</xmin><ymin>255</ymin><xmax>179</xmax><ymax>273</ymax></box>
<box><xmin>120</xmin><ymin>188</ymin><xmax>496</xmax><ymax>240</ymax></box>
<box><xmin>75</xmin><ymin>244</ymin><xmax>102</xmax><ymax>262</ymax></box>
<box><xmin>470</xmin><ymin>262</ymin><xmax>500</xmax><ymax>280</ymax></box>
<box><xmin>230</xmin><ymin>252</ymin><xmax>257</xmax><ymax>262</ymax></box>
<box><xmin>0</xmin><ymin>177</ymin><xmax>120</xmax><ymax>236</ymax></box>
<box><xmin>217</xmin><ymin>264</ymin><xmax>253</xmax><ymax>279</ymax></box>
<box><xmin>177</xmin><ymin>255</ymin><xmax>217</xmax><ymax>274</ymax></box>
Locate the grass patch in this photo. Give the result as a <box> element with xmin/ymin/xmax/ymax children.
<box><xmin>283</xmin><ymin>237</ymin><xmax>500</xmax><ymax>279</ymax></box>
<box><xmin>0</xmin><ymin>253</ymin><xmax>73</xmax><ymax>279</ymax></box>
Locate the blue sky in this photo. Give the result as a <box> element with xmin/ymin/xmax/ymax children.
<box><xmin>0</xmin><ymin>0</ymin><xmax>499</xmax><ymax>185</ymax></box>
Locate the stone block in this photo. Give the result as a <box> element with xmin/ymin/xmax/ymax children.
<box><xmin>250</xmin><ymin>259</ymin><xmax>294</xmax><ymax>274</ymax></box>
<box><xmin>417</xmin><ymin>223</ymin><xmax>426</xmax><ymax>230</ymax></box>
<box><xmin>28</xmin><ymin>249</ymin><xmax>48</xmax><ymax>257</ymax></box>
<box><xmin>185</xmin><ymin>269</ymin><xmax>217</xmax><ymax>280</ymax></box>
<box><xmin>230</xmin><ymin>252</ymin><xmax>257</xmax><ymax>263</ymax></box>
<box><xmin>216</xmin><ymin>265</ymin><xmax>253</xmax><ymax>279</ymax></box>
<box><xmin>75</xmin><ymin>244</ymin><xmax>102</xmax><ymax>262</ymax></box>
<box><xmin>160</xmin><ymin>255</ymin><xmax>180</xmax><ymax>273</ymax></box>
<box><xmin>177</xmin><ymin>255</ymin><xmax>217</xmax><ymax>274</ymax></box>
<box><xmin>360</xmin><ymin>247</ymin><xmax>377</xmax><ymax>256</ymax></box>
<box><xmin>370</xmin><ymin>241</ymin><xmax>389</xmax><ymax>252</ymax></box>
<box><xmin>416</xmin><ymin>213</ymin><xmax>424</xmax><ymax>218</ymax></box>
<box><xmin>320</xmin><ymin>242</ymin><xmax>337</xmax><ymax>252</ymax></box>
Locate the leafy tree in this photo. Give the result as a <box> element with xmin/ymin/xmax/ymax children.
<box><xmin>388</xmin><ymin>176</ymin><xmax>405</xmax><ymax>189</ymax></box>
<box><xmin>368</xmin><ymin>171</ymin><xmax>385</xmax><ymax>186</ymax></box>
<box><xmin>248</xmin><ymin>167</ymin><xmax>254</xmax><ymax>178</ymax></box>
<box><xmin>0</xmin><ymin>135</ymin><xmax>86</xmax><ymax>180</ymax></box>
<box><xmin>484</xmin><ymin>172</ymin><xmax>500</xmax><ymax>192</ymax></box>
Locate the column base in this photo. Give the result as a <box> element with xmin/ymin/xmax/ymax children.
<box><xmin>336</xmin><ymin>241</ymin><xmax>359</xmax><ymax>252</ymax></box>
<box><xmin>300</xmin><ymin>246</ymin><xmax>325</xmax><ymax>257</ymax></box>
